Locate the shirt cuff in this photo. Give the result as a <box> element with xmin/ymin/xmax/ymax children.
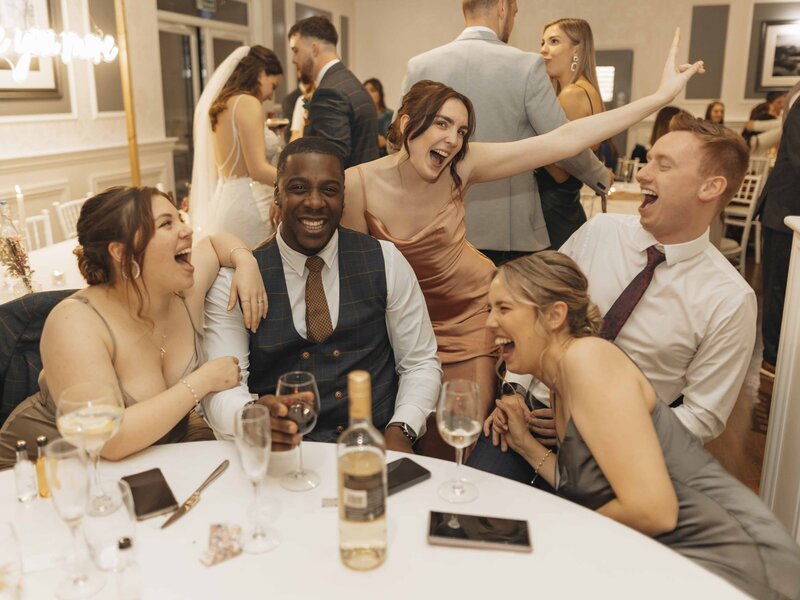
<box><xmin>388</xmin><ymin>404</ymin><xmax>428</xmax><ymax>440</ymax></box>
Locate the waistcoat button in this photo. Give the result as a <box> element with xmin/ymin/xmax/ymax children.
<box><xmin>336</xmin><ymin>425</ymin><xmax>344</xmax><ymax>433</ymax></box>
<box><xmin>333</xmin><ymin>349</ymin><xmax>341</xmax><ymax>358</ymax></box>
<box><xmin>334</xmin><ymin>391</ymin><xmax>343</xmax><ymax>399</ymax></box>
<box><xmin>301</xmin><ymin>351</ymin><xmax>310</xmax><ymax>359</ymax></box>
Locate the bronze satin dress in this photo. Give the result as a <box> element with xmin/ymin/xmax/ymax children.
<box><xmin>364</xmin><ymin>199</ymin><xmax>496</xmax><ymax>364</ymax></box>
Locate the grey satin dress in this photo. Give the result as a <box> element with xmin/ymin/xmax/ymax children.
<box><xmin>557</xmin><ymin>401</ymin><xmax>800</xmax><ymax>599</ymax></box>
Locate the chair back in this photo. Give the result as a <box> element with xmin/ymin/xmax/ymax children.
<box><xmin>52</xmin><ymin>197</ymin><xmax>87</xmax><ymax>240</ymax></box>
<box><xmin>0</xmin><ymin>289</ymin><xmax>77</xmax><ymax>427</ymax></box>
<box><xmin>721</xmin><ymin>174</ymin><xmax>763</xmax><ymax>276</ymax></box>
<box><xmin>747</xmin><ymin>156</ymin><xmax>771</xmax><ymax>184</ymax></box>
<box><xmin>18</xmin><ymin>210</ymin><xmax>54</xmax><ymax>250</ymax></box>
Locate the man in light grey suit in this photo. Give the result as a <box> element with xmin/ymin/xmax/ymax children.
<box><xmin>401</xmin><ymin>0</ymin><xmax>611</xmax><ymax>264</ymax></box>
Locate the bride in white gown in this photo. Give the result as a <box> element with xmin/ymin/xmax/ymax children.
<box><xmin>190</xmin><ymin>46</ymin><xmax>283</xmax><ymax>248</ymax></box>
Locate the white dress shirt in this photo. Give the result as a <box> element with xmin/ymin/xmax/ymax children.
<box><xmin>202</xmin><ymin>228</ymin><xmax>442</xmax><ymax>439</ymax></box>
<box><xmin>508</xmin><ymin>214</ymin><xmax>757</xmax><ymax>443</ymax></box>
<box><xmin>315</xmin><ymin>58</ymin><xmax>340</xmax><ymax>87</ymax></box>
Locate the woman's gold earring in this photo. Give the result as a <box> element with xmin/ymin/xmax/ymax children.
<box><xmin>571</xmin><ymin>55</ymin><xmax>579</xmax><ymax>73</ymax></box>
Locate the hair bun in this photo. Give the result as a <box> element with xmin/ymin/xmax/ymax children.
<box><xmin>76</xmin><ymin>248</ymin><xmax>108</xmax><ymax>285</ymax></box>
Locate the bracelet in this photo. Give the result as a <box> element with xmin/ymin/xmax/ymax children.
<box><xmin>181</xmin><ymin>379</ymin><xmax>200</xmax><ymax>405</ymax></box>
<box><xmin>228</xmin><ymin>246</ymin><xmax>251</xmax><ymax>264</ymax></box>
<box><xmin>530</xmin><ymin>448</ymin><xmax>553</xmax><ymax>486</ymax></box>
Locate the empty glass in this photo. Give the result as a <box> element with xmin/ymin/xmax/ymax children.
<box><xmin>234</xmin><ymin>404</ymin><xmax>279</xmax><ymax>553</ymax></box>
<box><xmin>436</xmin><ymin>379</ymin><xmax>482</xmax><ymax>503</ymax></box>
<box><xmin>276</xmin><ymin>371</ymin><xmax>321</xmax><ymax>492</ymax></box>
<box><xmin>82</xmin><ymin>479</ymin><xmax>136</xmax><ymax>571</ymax></box>
<box><xmin>46</xmin><ymin>439</ymin><xmax>105</xmax><ymax>599</ymax></box>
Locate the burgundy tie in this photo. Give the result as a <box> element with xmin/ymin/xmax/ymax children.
<box><xmin>599</xmin><ymin>245</ymin><xmax>666</xmax><ymax>341</ymax></box>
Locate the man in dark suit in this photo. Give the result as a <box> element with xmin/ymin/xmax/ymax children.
<box><xmin>756</xmin><ymin>84</ymin><xmax>800</xmax><ymax>398</ymax></box>
<box><xmin>288</xmin><ymin>16</ymin><xmax>378</xmax><ymax>168</ymax></box>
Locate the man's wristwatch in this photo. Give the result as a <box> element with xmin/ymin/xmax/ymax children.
<box><xmin>387</xmin><ymin>422</ymin><xmax>417</xmax><ymax>444</ymax></box>
<box><xmin>501</xmin><ymin>382</ymin><xmax>528</xmax><ymax>398</ymax></box>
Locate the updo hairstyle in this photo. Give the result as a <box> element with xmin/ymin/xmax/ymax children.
<box><xmin>498</xmin><ymin>251</ymin><xmax>602</xmax><ymax>338</ymax></box>
<box><xmin>74</xmin><ymin>186</ymin><xmax>175</xmax><ymax>311</ymax></box>
<box><xmin>386</xmin><ymin>80</ymin><xmax>476</xmax><ymax>194</ymax></box>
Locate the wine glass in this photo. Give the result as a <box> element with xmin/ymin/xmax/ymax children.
<box><xmin>436</xmin><ymin>379</ymin><xmax>482</xmax><ymax>503</ymax></box>
<box><xmin>82</xmin><ymin>479</ymin><xmax>136</xmax><ymax>571</ymax></box>
<box><xmin>46</xmin><ymin>439</ymin><xmax>105</xmax><ymax>599</ymax></box>
<box><xmin>56</xmin><ymin>382</ymin><xmax>125</xmax><ymax>515</ymax></box>
<box><xmin>234</xmin><ymin>403</ymin><xmax>280</xmax><ymax>553</ymax></box>
<box><xmin>276</xmin><ymin>371</ymin><xmax>321</xmax><ymax>492</ymax></box>
<box><xmin>0</xmin><ymin>522</ymin><xmax>23</xmax><ymax>600</ymax></box>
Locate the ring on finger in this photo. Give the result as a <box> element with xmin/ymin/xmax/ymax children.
<box><xmin>257</xmin><ymin>299</ymin><xmax>264</xmax><ymax>304</ymax></box>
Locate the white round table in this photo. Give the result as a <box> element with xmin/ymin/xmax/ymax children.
<box><xmin>0</xmin><ymin>239</ymin><xmax>83</xmax><ymax>304</ymax></box>
<box><xmin>0</xmin><ymin>441</ymin><xmax>746</xmax><ymax>599</ymax></box>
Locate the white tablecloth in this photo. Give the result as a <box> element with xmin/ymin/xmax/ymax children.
<box><xmin>0</xmin><ymin>441</ymin><xmax>745</xmax><ymax>599</ymax></box>
<box><xmin>0</xmin><ymin>239</ymin><xmax>83</xmax><ymax>304</ymax></box>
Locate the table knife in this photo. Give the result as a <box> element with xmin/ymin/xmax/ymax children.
<box><xmin>161</xmin><ymin>459</ymin><xmax>229</xmax><ymax>529</ymax></box>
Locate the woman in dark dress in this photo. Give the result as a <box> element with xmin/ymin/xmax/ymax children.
<box><xmin>486</xmin><ymin>251</ymin><xmax>800</xmax><ymax>599</ymax></box>
<box><xmin>537</xmin><ymin>18</ymin><xmax>604</xmax><ymax>249</ymax></box>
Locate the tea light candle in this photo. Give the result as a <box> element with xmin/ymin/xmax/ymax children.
<box><xmin>14</xmin><ymin>185</ymin><xmax>26</xmax><ymax>229</ymax></box>
<box><xmin>51</xmin><ymin>270</ymin><xmax>65</xmax><ymax>286</ymax></box>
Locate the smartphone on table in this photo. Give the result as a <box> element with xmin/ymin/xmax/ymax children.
<box><xmin>387</xmin><ymin>457</ymin><xmax>431</xmax><ymax>496</ymax></box>
<box><xmin>121</xmin><ymin>468</ymin><xmax>179</xmax><ymax>521</ymax></box>
<box><xmin>428</xmin><ymin>510</ymin><xmax>532</xmax><ymax>553</ymax></box>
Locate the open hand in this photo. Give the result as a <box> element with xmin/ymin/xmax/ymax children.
<box><xmin>228</xmin><ymin>255</ymin><xmax>268</xmax><ymax>333</ymax></box>
<box><xmin>657</xmin><ymin>28</ymin><xmax>705</xmax><ymax>103</ymax></box>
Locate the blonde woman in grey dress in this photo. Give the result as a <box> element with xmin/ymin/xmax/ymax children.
<box><xmin>487</xmin><ymin>251</ymin><xmax>800</xmax><ymax>599</ymax></box>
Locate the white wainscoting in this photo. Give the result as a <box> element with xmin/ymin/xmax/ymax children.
<box><xmin>760</xmin><ymin>216</ymin><xmax>800</xmax><ymax>544</ymax></box>
<box><xmin>0</xmin><ymin>138</ymin><xmax>177</xmax><ymax>242</ymax></box>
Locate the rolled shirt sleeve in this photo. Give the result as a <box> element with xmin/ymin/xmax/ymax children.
<box><xmin>201</xmin><ymin>268</ymin><xmax>255</xmax><ymax>440</ymax></box>
<box><xmin>380</xmin><ymin>241</ymin><xmax>442</xmax><ymax>437</ymax></box>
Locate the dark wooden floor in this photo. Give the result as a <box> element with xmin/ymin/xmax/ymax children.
<box><xmin>705</xmin><ymin>257</ymin><xmax>767</xmax><ymax>493</ymax></box>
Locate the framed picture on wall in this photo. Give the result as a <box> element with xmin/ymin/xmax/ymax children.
<box><xmin>758</xmin><ymin>20</ymin><xmax>800</xmax><ymax>91</ymax></box>
<box><xmin>0</xmin><ymin>0</ymin><xmax>62</xmax><ymax>99</ymax></box>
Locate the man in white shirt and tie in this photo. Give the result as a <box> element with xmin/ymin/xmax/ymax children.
<box><xmin>202</xmin><ymin>137</ymin><xmax>441</xmax><ymax>453</ymax></box>
<box><xmin>469</xmin><ymin>114</ymin><xmax>757</xmax><ymax>483</ymax></box>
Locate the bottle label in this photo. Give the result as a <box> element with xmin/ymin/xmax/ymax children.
<box><xmin>343</xmin><ymin>472</ymin><xmax>385</xmax><ymax>521</ymax></box>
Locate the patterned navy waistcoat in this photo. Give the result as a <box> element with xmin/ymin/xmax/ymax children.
<box><xmin>249</xmin><ymin>228</ymin><xmax>399</xmax><ymax>442</ymax></box>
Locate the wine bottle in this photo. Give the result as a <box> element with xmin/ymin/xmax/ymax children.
<box><xmin>35</xmin><ymin>435</ymin><xmax>50</xmax><ymax>498</ymax></box>
<box><xmin>14</xmin><ymin>440</ymin><xmax>37</xmax><ymax>503</ymax></box>
<box><xmin>337</xmin><ymin>370</ymin><xmax>387</xmax><ymax>570</ymax></box>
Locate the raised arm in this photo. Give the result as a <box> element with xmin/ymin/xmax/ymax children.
<box><xmin>463</xmin><ymin>29</ymin><xmax>703</xmax><ymax>185</ymax></box>
<box><xmin>236</xmin><ymin>95</ymin><xmax>277</xmax><ymax>186</ymax></box>
<box><xmin>184</xmin><ymin>231</ymin><xmax>267</xmax><ymax>333</ymax></box>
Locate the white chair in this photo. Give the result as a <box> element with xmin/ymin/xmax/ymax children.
<box><xmin>721</xmin><ymin>174</ymin><xmax>762</xmax><ymax>276</ymax></box>
<box><xmin>746</xmin><ymin>156</ymin><xmax>770</xmax><ymax>264</ymax></box>
<box><xmin>52</xmin><ymin>197</ymin><xmax>87</xmax><ymax>240</ymax></box>
<box><xmin>747</xmin><ymin>155</ymin><xmax>771</xmax><ymax>182</ymax></box>
<box><xmin>23</xmin><ymin>210</ymin><xmax>54</xmax><ymax>250</ymax></box>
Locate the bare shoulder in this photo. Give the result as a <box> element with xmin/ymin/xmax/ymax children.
<box><xmin>562</xmin><ymin>337</ymin><xmax>634</xmax><ymax>387</ymax></box>
<box><xmin>41</xmin><ymin>292</ymin><xmax>111</xmax><ymax>351</ymax></box>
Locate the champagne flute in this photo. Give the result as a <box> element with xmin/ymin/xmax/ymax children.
<box><xmin>276</xmin><ymin>371</ymin><xmax>321</xmax><ymax>492</ymax></box>
<box><xmin>82</xmin><ymin>479</ymin><xmax>136</xmax><ymax>571</ymax></box>
<box><xmin>56</xmin><ymin>382</ymin><xmax>125</xmax><ymax>515</ymax></box>
<box><xmin>46</xmin><ymin>439</ymin><xmax>105</xmax><ymax>599</ymax></box>
<box><xmin>436</xmin><ymin>379</ymin><xmax>482</xmax><ymax>503</ymax></box>
<box><xmin>234</xmin><ymin>403</ymin><xmax>279</xmax><ymax>553</ymax></box>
